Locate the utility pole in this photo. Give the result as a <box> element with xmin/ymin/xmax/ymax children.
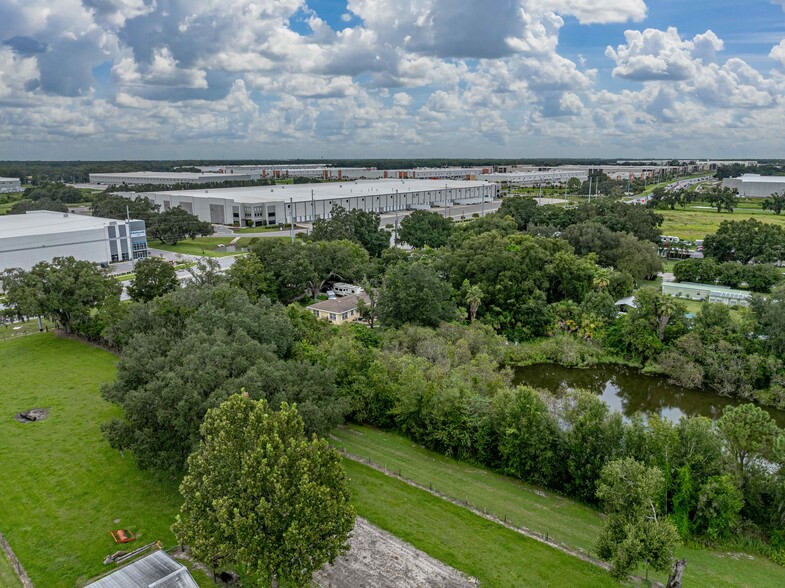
<box><xmin>311</xmin><ymin>189</ymin><xmax>315</xmax><ymax>223</ymax></box>
<box><xmin>394</xmin><ymin>189</ymin><xmax>399</xmax><ymax>244</ymax></box>
<box><xmin>289</xmin><ymin>197</ymin><xmax>294</xmax><ymax>244</ymax></box>
<box><xmin>588</xmin><ymin>176</ymin><xmax>592</xmax><ymax>202</ymax></box>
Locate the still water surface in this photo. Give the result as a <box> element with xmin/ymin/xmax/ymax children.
<box><xmin>513</xmin><ymin>364</ymin><xmax>785</xmax><ymax>427</ymax></box>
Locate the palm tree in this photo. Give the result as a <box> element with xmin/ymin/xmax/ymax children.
<box><xmin>463</xmin><ymin>281</ymin><xmax>483</xmax><ymax>323</ymax></box>
<box><xmin>593</xmin><ymin>268</ymin><xmax>612</xmax><ymax>292</ymax></box>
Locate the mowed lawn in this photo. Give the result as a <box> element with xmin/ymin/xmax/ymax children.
<box><xmin>148</xmin><ymin>237</ymin><xmax>237</xmax><ymax>256</ymax></box>
<box><xmin>659</xmin><ymin>204</ymin><xmax>785</xmax><ymax>241</ymax></box>
<box><xmin>0</xmin><ymin>550</ymin><xmax>22</xmax><ymax>588</ymax></box>
<box><xmin>0</xmin><ymin>335</ymin><xmax>184</xmax><ymax>587</ymax></box>
<box><xmin>344</xmin><ymin>459</ymin><xmax>619</xmax><ymax>588</ymax></box>
<box><xmin>334</xmin><ymin>424</ymin><xmax>785</xmax><ymax>588</ymax></box>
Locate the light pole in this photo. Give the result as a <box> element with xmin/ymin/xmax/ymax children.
<box><xmin>394</xmin><ymin>189</ymin><xmax>399</xmax><ymax>244</ymax></box>
<box><xmin>289</xmin><ymin>197</ymin><xmax>294</xmax><ymax>244</ymax></box>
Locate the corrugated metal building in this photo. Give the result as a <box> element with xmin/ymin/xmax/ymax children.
<box><xmin>0</xmin><ymin>210</ymin><xmax>148</xmax><ymax>271</ymax></box>
<box><xmin>85</xmin><ymin>551</ymin><xmax>199</xmax><ymax>588</ymax></box>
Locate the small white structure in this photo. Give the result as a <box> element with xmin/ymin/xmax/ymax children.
<box><xmin>662</xmin><ymin>282</ymin><xmax>751</xmax><ymax>307</ymax></box>
<box><xmin>0</xmin><ymin>211</ymin><xmax>148</xmax><ymax>271</ymax></box>
<box><xmin>89</xmin><ymin>171</ymin><xmax>253</xmax><ymax>186</ymax></box>
<box><xmin>0</xmin><ymin>177</ymin><xmax>22</xmax><ymax>193</ymax></box>
<box><xmin>333</xmin><ymin>283</ymin><xmax>364</xmax><ymax>297</ymax></box>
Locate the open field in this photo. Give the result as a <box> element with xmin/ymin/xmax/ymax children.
<box><xmin>0</xmin><ymin>549</ymin><xmax>22</xmax><ymax>588</ymax></box>
<box><xmin>0</xmin><ymin>334</ymin><xmax>191</xmax><ymax>587</ymax></box>
<box><xmin>148</xmin><ymin>237</ymin><xmax>240</xmax><ymax>257</ymax></box>
<box><xmin>659</xmin><ymin>204</ymin><xmax>785</xmax><ymax>241</ymax></box>
<box><xmin>343</xmin><ymin>459</ymin><xmax>618</xmax><ymax>588</ymax></box>
<box><xmin>334</xmin><ymin>424</ymin><xmax>785</xmax><ymax>588</ymax></box>
<box><xmin>0</xmin><ymin>320</ymin><xmax>55</xmax><ymax>343</ymax></box>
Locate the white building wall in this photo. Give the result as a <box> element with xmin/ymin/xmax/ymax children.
<box><xmin>0</xmin><ymin>227</ymin><xmax>110</xmax><ymax>271</ymax></box>
<box><xmin>0</xmin><ymin>178</ymin><xmax>22</xmax><ymax>193</ymax></box>
<box><xmin>723</xmin><ymin>177</ymin><xmax>785</xmax><ymax>198</ymax></box>
<box><xmin>139</xmin><ymin>182</ymin><xmax>499</xmax><ymax>225</ymax></box>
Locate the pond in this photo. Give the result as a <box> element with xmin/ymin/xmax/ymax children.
<box><xmin>513</xmin><ymin>363</ymin><xmax>785</xmax><ymax>427</ymax></box>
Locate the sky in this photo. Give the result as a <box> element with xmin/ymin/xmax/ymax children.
<box><xmin>1</xmin><ymin>0</ymin><xmax>784</xmax><ymax>160</ymax></box>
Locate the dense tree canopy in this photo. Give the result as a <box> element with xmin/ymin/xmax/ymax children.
<box><xmin>704</xmin><ymin>219</ymin><xmax>785</xmax><ymax>264</ymax></box>
<box><xmin>398</xmin><ymin>210</ymin><xmax>454</xmax><ymax>248</ymax></box>
<box><xmin>101</xmin><ymin>284</ymin><xmax>347</xmax><ymax>475</ymax></box>
<box><xmin>596</xmin><ymin>458</ymin><xmax>680</xmax><ymax>579</ymax></box>
<box><xmin>377</xmin><ymin>260</ymin><xmax>455</xmax><ymax>328</ymax></box>
<box><xmin>147</xmin><ymin>207</ymin><xmax>215</xmax><ymax>245</ymax></box>
<box><xmin>90</xmin><ymin>192</ymin><xmax>160</xmax><ymax>223</ymax></box>
<box><xmin>173</xmin><ymin>395</ymin><xmax>354</xmax><ymax>586</ymax></box>
<box><xmin>309</xmin><ymin>205</ymin><xmax>389</xmax><ymax>257</ymax></box>
<box><xmin>127</xmin><ymin>257</ymin><xmax>179</xmax><ymax>302</ymax></box>
<box><xmin>1</xmin><ymin>257</ymin><xmax>121</xmax><ymax>338</ymax></box>
<box><xmin>251</xmin><ymin>239</ymin><xmax>368</xmax><ymax>301</ymax></box>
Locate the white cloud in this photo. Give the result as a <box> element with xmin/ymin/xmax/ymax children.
<box><xmin>771</xmin><ymin>40</ymin><xmax>785</xmax><ymax>67</ymax></box>
<box><xmin>607</xmin><ymin>27</ymin><xmax>709</xmax><ymax>81</ymax></box>
<box><xmin>1</xmin><ymin>0</ymin><xmax>785</xmax><ymax>158</ymax></box>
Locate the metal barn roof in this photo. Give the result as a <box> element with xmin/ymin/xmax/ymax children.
<box><xmin>85</xmin><ymin>551</ymin><xmax>199</xmax><ymax>588</ymax></box>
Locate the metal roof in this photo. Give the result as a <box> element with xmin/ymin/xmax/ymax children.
<box><xmin>0</xmin><ymin>211</ymin><xmax>135</xmax><ymax>238</ymax></box>
<box><xmin>307</xmin><ymin>293</ymin><xmax>370</xmax><ymax>313</ymax></box>
<box><xmin>733</xmin><ymin>174</ymin><xmax>785</xmax><ymax>184</ymax></box>
<box><xmin>85</xmin><ymin>551</ymin><xmax>199</xmax><ymax>588</ymax></box>
<box><xmin>147</xmin><ymin>178</ymin><xmax>496</xmax><ymax>205</ymax></box>
<box><xmin>91</xmin><ymin>172</ymin><xmax>231</xmax><ymax>180</ymax></box>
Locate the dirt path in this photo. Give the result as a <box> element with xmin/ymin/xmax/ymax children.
<box><xmin>314</xmin><ymin>517</ymin><xmax>477</xmax><ymax>588</ymax></box>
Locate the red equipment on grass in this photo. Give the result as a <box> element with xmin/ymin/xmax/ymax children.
<box><xmin>110</xmin><ymin>529</ymin><xmax>136</xmax><ymax>544</ymax></box>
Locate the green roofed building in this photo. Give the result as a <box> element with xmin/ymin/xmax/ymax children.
<box><xmin>662</xmin><ymin>281</ymin><xmax>752</xmax><ymax>307</ymax></box>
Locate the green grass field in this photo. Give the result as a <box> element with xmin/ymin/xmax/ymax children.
<box><xmin>231</xmin><ymin>225</ymin><xmax>291</xmax><ymax>233</ymax></box>
<box><xmin>0</xmin><ymin>549</ymin><xmax>22</xmax><ymax>588</ymax></box>
<box><xmin>344</xmin><ymin>459</ymin><xmax>618</xmax><ymax>587</ymax></box>
<box><xmin>659</xmin><ymin>204</ymin><xmax>785</xmax><ymax>241</ymax></box>
<box><xmin>148</xmin><ymin>237</ymin><xmax>238</xmax><ymax>256</ymax></box>
<box><xmin>334</xmin><ymin>424</ymin><xmax>785</xmax><ymax>588</ymax></box>
<box><xmin>0</xmin><ymin>335</ymin><xmax>189</xmax><ymax>587</ymax></box>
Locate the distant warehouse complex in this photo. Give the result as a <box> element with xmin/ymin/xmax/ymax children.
<box><xmin>0</xmin><ymin>177</ymin><xmax>22</xmax><ymax>193</ymax></box>
<box><xmin>89</xmin><ymin>171</ymin><xmax>254</xmax><ymax>186</ymax></box>
<box><xmin>722</xmin><ymin>174</ymin><xmax>785</xmax><ymax>198</ymax></box>
<box><xmin>122</xmin><ymin>179</ymin><xmax>499</xmax><ymax>226</ymax></box>
<box><xmin>0</xmin><ymin>211</ymin><xmax>148</xmax><ymax>272</ymax></box>
<box><xmin>196</xmin><ymin>165</ymin><xmax>491</xmax><ymax>180</ymax></box>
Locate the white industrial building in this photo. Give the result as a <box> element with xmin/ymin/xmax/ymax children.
<box><xmin>88</xmin><ymin>171</ymin><xmax>254</xmax><ymax>186</ymax></box>
<box><xmin>0</xmin><ymin>177</ymin><xmax>22</xmax><ymax>193</ymax></box>
<box><xmin>483</xmin><ymin>170</ymin><xmax>589</xmax><ymax>185</ymax></box>
<box><xmin>196</xmin><ymin>165</ymin><xmax>489</xmax><ymax>181</ymax></box>
<box><xmin>0</xmin><ymin>211</ymin><xmax>148</xmax><ymax>272</ymax></box>
<box><xmin>126</xmin><ymin>179</ymin><xmax>499</xmax><ymax>226</ymax></box>
<box><xmin>722</xmin><ymin>174</ymin><xmax>785</xmax><ymax>198</ymax></box>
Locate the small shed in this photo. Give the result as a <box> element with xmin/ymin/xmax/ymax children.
<box><xmin>614</xmin><ymin>296</ymin><xmax>637</xmax><ymax>313</ymax></box>
<box><xmin>85</xmin><ymin>551</ymin><xmax>199</xmax><ymax>588</ymax></box>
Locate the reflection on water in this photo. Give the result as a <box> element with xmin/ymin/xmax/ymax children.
<box><xmin>513</xmin><ymin>364</ymin><xmax>785</xmax><ymax>427</ymax></box>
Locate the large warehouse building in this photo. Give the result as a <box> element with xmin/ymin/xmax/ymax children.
<box><xmin>126</xmin><ymin>179</ymin><xmax>499</xmax><ymax>226</ymax></box>
<box><xmin>722</xmin><ymin>174</ymin><xmax>785</xmax><ymax>198</ymax></box>
<box><xmin>0</xmin><ymin>211</ymin><xmax>148</xmax><ymax>272</ymax></box>
<box><xmin>0</xmin><ymin>177</ymin><xmax>22</xmax><ymax>193</ymax></box>
<box><xmin>88</xmin><ymin>171</ymin><xmax>253</xmax><ymax>186</ymax></box>
<box><xmin>196</xmin><ymin>165</ymin><xmax>490</xmax><ymax>181</ymax></box>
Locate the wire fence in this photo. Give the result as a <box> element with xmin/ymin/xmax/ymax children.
<box><xmin>339</xmin><ymin>446</ymin><xmax>606</xmax><ymax>571</ymax></box>
<box><xmin>0</xmin><ymin>531</ymin><xmax>34</xmax><ymax>588</ymax></box>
